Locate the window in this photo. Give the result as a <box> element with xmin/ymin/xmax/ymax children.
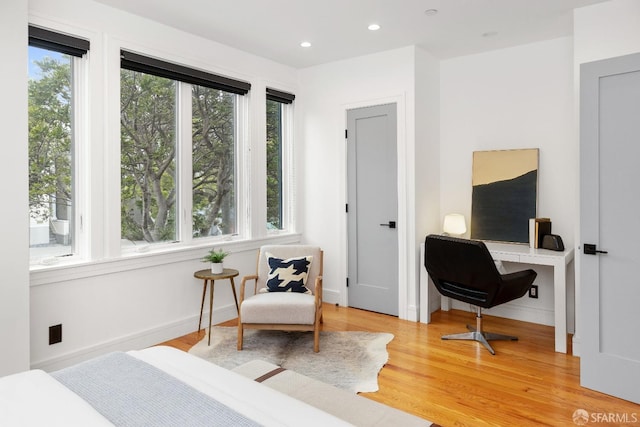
<box><xmin>120</xmin><ymin>70</ymin><xmax>177</xmax><ymax>243</ymax></box>
<box><xmin>191</xmin><ymin>85</ymin><xmax>238</xmax><ymax>238</ymax></box>
<box><xmin>120</xmin><ymin>52</ymin><xmax>249</xmax><ymax>247</ymax></box>
<box><xmin>266</xmin><ymin>88</ymin><xmax>294</xmax><ymax>231</ymax></box>
<box><xmin>28</xmin><ymin>26</ymin><xmax>89</xmax><ymax>261</ymax></box>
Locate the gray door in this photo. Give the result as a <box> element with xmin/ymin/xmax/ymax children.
<box><xmin>347</xmin><ymin>104</ymin><xmax>398</xmax><ymax>316</ymax></box>
<box><xmin>580</xmin><ymin>52</ymin><xmax>640</xmax><ymax>404</ymax></box>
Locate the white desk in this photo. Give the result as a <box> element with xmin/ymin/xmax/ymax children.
<box><xmin>419</xmin><ymin>241</ymin><xmax>574</xmax><ymax>353</ymax></box>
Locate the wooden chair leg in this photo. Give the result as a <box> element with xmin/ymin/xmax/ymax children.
<box><xmin>313</xmin><ymin>325</ymin><xmax>320</xmax><ymax>352</ymax></box>
<box><xmin>237</xmin><ymin>322</ymin><xmax>244</xmax><ymax>350</ymax></box>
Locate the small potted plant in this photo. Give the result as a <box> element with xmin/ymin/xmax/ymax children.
<box><xmin>203</xmin><ymin>248</ymin><xmax>229</xmax><ymax>274</ymax></box>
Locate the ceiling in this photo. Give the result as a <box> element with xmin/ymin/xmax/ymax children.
<box><xmin>95</xmin><ymin>0</ymin><xmax>609</xmax><ymax>68</ymax></box>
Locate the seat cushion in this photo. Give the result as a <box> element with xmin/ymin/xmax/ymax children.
<box><xmin>241</xmin><ymin>292</ymin><xmax>316</xmax><ymax>325</ymax></box>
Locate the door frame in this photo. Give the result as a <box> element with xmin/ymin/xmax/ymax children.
<box><xmin>338</xmin><ymin>94</ymin><xmax>415</xmax><ymax>320</ymax></box>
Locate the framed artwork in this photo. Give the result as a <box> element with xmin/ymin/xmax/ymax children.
<box><xmin>471</xmin><ymin>148</ymin><xmax>538</xmax><ymax>244</ymax></box>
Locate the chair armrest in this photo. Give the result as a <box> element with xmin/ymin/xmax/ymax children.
<box><xmin>494</xmin><ymin>269</ymin><xmax>538</xmax><ymax>304</ymax></box>
<box><xmin>314</xmin><ymin>275</ymin><xmax>323</xmax><ymax>306</ymax></box>
<box><xmin>501</xmin><ymin>269</ymin><xmax>537</xmax><ymax>286</ymax></box>
<box><xmin>239</xmin><ymin>275</ymin><xmax>258</xmax><ymax>303</ymax></box>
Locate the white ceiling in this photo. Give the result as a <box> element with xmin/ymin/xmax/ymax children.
<box><xmin>95</xmin><ymin>0</ymin><xmax>609</xmax><ymax>68</ymax></box>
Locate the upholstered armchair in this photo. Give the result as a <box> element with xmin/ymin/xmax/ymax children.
<box><xmin>237</xmin><ymin>245</ymin><xmax>324</xmax><ymax>352</ymax></box>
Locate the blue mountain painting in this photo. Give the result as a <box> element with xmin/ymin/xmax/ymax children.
<box><xmin>471</xmin><ymin>170</ymin><xmax>537</xmax><ymax>243</ymax></box>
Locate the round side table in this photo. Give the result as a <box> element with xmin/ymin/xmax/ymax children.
<box><xmin>194</xmin><ymin>268</ymin><xmax>239</xmax><ymax>345</ymax></box>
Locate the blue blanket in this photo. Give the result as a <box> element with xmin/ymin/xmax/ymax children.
<box><xmin>52</xmin><ymin>352</ymin><xmax>261</xmax><ymax>427</ymax></box>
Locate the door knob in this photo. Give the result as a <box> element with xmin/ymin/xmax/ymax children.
<box><xmin>584</xmin><ymin>243</ymin><xmax>608</xmax><ymax>255</ymax></box>
<box><xmin>380</xmin><ymin>221</ymin><xmax>396</xmax><ymax>229</ymax></box>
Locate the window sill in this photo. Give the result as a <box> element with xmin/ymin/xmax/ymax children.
<box><xmin>30</xmin><ymin>233</ymin><xmax>302</xmax><ymax>287</ymax></box>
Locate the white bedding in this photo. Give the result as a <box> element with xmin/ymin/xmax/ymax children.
<box><xmin>0</xmin><ymin>346</ymin><xmax>352</xmax><ymax>427</ymax></box>
<box><xmin>0</xmin><ymin>369</ymin><xmax>114</xmax><ymax>427</ymax></box>
<box><xmin>131</xmin><ymin>346</ymin><xmax>351</xmax><ymax>426</ymax></box>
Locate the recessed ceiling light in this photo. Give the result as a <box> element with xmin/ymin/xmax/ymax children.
<box><xmin>300</xmin><ymin>41</ymin><xmax>311</xmax><ymax>48</ymax></box>
<box><xmin>368</xmin><ymin>23</ymin><xmax>381</xmax><ymax>31</ymax></box>
<box><xmin>424</xmin><ymin>9</ymin><xmax>438</xmax><ymax>16</ymax></box>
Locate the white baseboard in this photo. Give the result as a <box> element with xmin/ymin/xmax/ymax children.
<box><xmin>428</xmin><ymin>288</ymin><xmax>441</xmax><ymax>314</ymax></box>
<box><xmin>323</xmin><ymin>289</ymin><xmax>341</xmax><ymax>305</ymax></box>
<box><xmin>324</xmin><ymin>289</ymin><xmax>418</xmax><ymax>321</ymax></box>
<box><xmin>572</xmin><ymin>335</ymin><xmax>581</xmax><ymax>357</ymax></box>
<box><xmin>406</xmin><ymin>304</ymin><xmax>418</xmax><ymax>322</ymax></box>
<box><xmin>31</xmin><ymin>304</ymin><xmax>238</xmax><ymax>372</ymax></box>
<box><xmin>450</xmin><ymin>300</ymin><xmax>555</xmax><ymax>326</ymax></box>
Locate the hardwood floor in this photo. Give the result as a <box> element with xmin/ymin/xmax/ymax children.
<box><xmin>160</xmin><ymin>304</ymin><xmax>639</xmax><ymax>426</ymax></box>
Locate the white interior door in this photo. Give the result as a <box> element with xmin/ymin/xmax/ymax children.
<box><xmin>580</xmin><ymin>52</ymin><xmax>640</xmax><ymax>404</ymax></box>
<box><xmin>347</xmin><ymin>103</ymin><xmax>398</xmax><ymax>316</ymax></box>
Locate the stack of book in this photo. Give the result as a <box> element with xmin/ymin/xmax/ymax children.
<box><xmin>529</xmin><ymin>218</ymin><xmax>551</xmax><ymax>249</ymax></box>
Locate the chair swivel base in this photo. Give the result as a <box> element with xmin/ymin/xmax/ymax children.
<box><xmin>442</xmin><ymin>325</ymin><xmax>518</xmax><ymax>355</ymax></box>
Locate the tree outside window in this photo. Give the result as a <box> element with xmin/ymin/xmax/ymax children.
<box><xmin>266</xmin><ymin>99</ymin><xmax>283</xmax><ymax>230</ymax></box>
<box><xmin>120</xmin><ymin>71</ymin><xmax>238</xmax><ymax>245</ymax></box>
<box><xmin>192</xmin><ymin>85</ymin><xmax>237</xmax><ymax>238</ymax></box>
<box><xmin>120</xmin><ymin>69</ymin><xmax>177</xmax><ymax>243</ymax></box>
<box><xmin>28</xmin><ymin>46</ymin><xmax>74</xmax><ymax>257</ymax></box>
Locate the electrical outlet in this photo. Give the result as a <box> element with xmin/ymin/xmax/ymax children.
<box><xmin>529</xmin><ymin>285</ymin><xmax>539</xmax><ymax>299</ymax></box>
<box><xmin>49</xmin><ymin>324</ymin><xmax>62</xmax><ymax>345</ymax></box>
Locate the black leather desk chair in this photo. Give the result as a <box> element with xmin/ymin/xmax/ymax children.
<box><xmin>424</xmin><ymin>234</ymin><xmax>538</xmax><ymax>355</ymax></box>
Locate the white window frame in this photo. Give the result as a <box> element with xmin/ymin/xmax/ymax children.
<box><xmin>266</xmin><ymin>99</ymin><xmax>294</xmax><ymax>235</ymax></box>
<box><xmin>72</xmin><ymin>53</ymin><xmax>90</xmax><ymax>260</ymax></box>
<box><xmin>28</xmin><ymin>42</ymin><xmax>89</xmax><ymax>267</ymax></box>
<box><xmin>280</xmin><ymin>101</ymin><xmax>295</xmax><ymax>233</ymax></box>
<box><xmin>178</xmin><ymin>82</ymin><xmax>249</xmax><ymax>246</ymax></box>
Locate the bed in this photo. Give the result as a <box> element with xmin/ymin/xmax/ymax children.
<box><xmin>0</xmin><ymin>346</ymin><xmax>351</xmax><ymax>426</ymax></box>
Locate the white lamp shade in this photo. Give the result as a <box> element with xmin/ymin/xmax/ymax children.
<box><xmin>443</xmin><ymin>214</ymin><xmax>467</xmax><ymax>235</ymax></box>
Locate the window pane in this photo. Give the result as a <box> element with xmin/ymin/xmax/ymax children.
<box><xmin>28</xmin><ymin>46</ymin><xmax>74</xmax><ymax>258</ymax></box>
<box><xmin>266</xmin><ymin>99</ymin><xmax>283</xmax><ymax>230</ymax></box>
<box><xmin>192</xmin><ymin>85</ymin><xmax>237</xmax><ymax>238</ymax></box>
<box><xmin>120</xmin><ymin>69</ymin><xmax>177</xmax><ymax>244</ymax></box>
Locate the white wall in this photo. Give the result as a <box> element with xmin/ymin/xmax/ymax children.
<box><xmin>26</xmin><ymin>0</ymin><xmax>301</xmax><ymax>370</ymax></box>
<box><xmin>415</xmin><ymin>48</ymin><xmax>441</xmax><ymax>315</ymax></box>
<box><xmin>0</xmin><ymin>0</ymin><xmax>30</xmax><ymax>376</ymax></box>
<box><xmin>440</xmin><ymin>37</ymin><xmax>576</xmax><ymax>327</ymax></box>
<box><xmin>30</xmin><ymin>246</ymin><xmax>268</xmax><ymax>370</ymax></box>
<box><xmin>299</xmin><ymin>46</ymin><xmax>440</xmax><ymax>320</ymax></box>
<box><xmin>414</xmin><ymin>47</ymin><xmax>441</xmax><ymax>243</ymax></box>
<box><xmin>574</xmin><ymin>0</ymin><xmax>640</xmax><ymax>65</ymax></box>
<box><xmin>572</xmin><ymin>0</ymin><xmax>640</xmax><ymax>356</ymax></box>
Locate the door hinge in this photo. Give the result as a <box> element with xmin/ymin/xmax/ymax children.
<box><xmin>345</xmin><ymin>129</ymin><xmax>348</xmax><ymax>139</ymax></box>
<box><xmin>346</xmin><ymin>277</ymin><xmax>349</xmax><ymax>287</ymax></box>
<box><xmin>345</xmin><ymin>203</ymin><xmax>348</xmax><ymax>213</ymax></box>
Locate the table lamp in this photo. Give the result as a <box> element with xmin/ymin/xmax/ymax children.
<box><xmin>443</xmin><ymin>213</ymin><xmax>467</xmax><ymax>236</ymax></box>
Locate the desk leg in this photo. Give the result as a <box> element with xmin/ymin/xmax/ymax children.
<box><xmin>208</xmin><ymin>279</ymin><xmax>215</xmax><ymax>346</ymax></box>
<box><xmin>198</xmin><ymin>280</ymin><xmax>207</xmax><ymax>333</ymax></box>
<box><xmin>230</xmin><ymin>277</ymin><xmax>239</xmax><ymax>314</ymax></box>
<box><xmin>554</xmin><ymin>262</ymin><xmax>567</xmax><ymax>353</ymax></box>
<box><xmin>419</xmin><ymin>244</ymin><xmax>431</xmax><ymax>324</ymax></box>
<box><xmin>441</xmin><ymin>296</ymin><xmax>451</xmax><ymax>311</ymax></box>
